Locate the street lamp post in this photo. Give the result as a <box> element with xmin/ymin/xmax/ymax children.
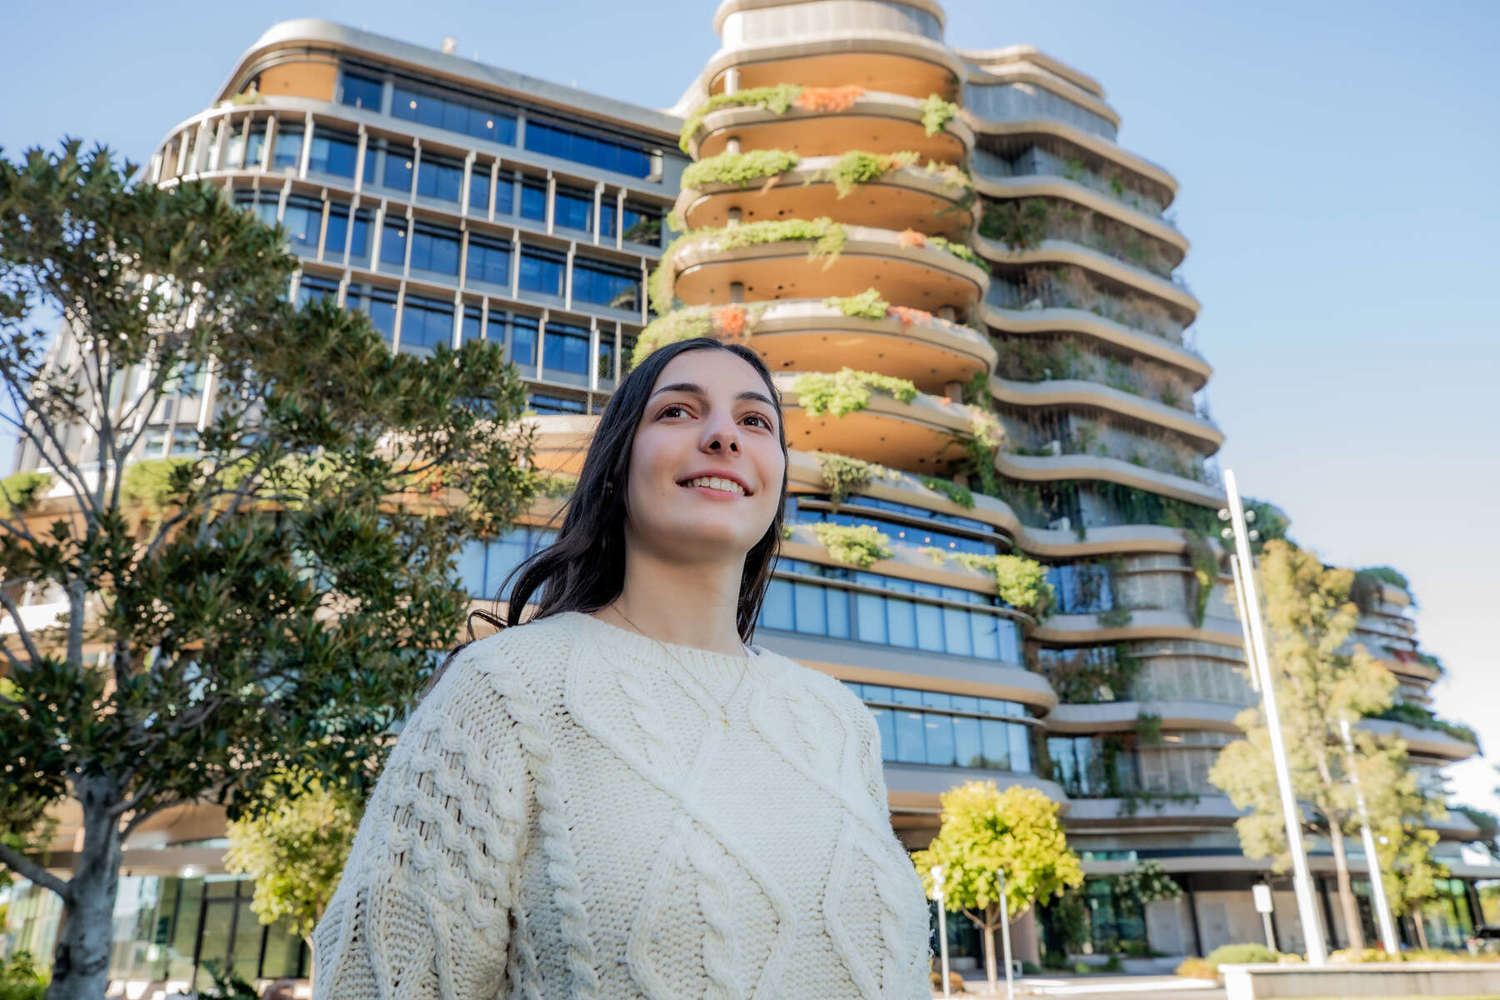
<box><xmin>932</xmin><ymin>865</ymin><xmax>951</xmax><ymax>998</ymax></box>
<box><xmin>998</xmin><ymin>868</ymin><xmax>1014</xmax><ymax>1000</ymax></box>
<box><xmin>1339</xmin><ymin>718</ymin><xmax>1401</xmax><ymax>953</ymax></box>
<box><xmin>1221</xmin><ymin>469</ymin><xmax>1328</xmax><ymax>965</ymax></box>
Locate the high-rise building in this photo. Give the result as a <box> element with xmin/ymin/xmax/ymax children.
<box><xmin>4</xmin><ymin>7</ymin><xmax>1495</xmax><ymax>993</ymax></box>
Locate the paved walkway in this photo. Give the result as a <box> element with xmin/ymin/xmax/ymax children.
<box><xmin>940</xmin><ymin>973</ymin><xmax>1223</xmax><ymax>1000</ymax></box>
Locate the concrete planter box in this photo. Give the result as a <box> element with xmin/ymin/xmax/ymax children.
<box><xmin>1223</xmin><ymin>961</ymin><xmax>1500</xmax><ymax>999</ymax></box>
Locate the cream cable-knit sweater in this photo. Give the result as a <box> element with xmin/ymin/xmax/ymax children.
<box><xmin>311</xmin><ymin>611</ymin><xmax>934</xmax><ymax>1000</ymax></box>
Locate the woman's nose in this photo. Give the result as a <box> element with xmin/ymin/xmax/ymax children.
<box><xmin>703</xmin><ymin>421</ymin><xmax>741</xmax><ymax>454</ymax></box>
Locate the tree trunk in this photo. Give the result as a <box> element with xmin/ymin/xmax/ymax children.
<box><xmin>1326</xmin><ymin>825</ymin><xmax>1365</xmax><ymax>952</ymax></box>
<box><xmin>1414</xmin><ymin>913</ymin><xmax>1429</xmax><ymax>951</ymax></box>
<box><xmin>46</xmin><ymin>775</ymin><xmax>124</xmax><ymax>1000</ymax></box>
<box><xmin>969</xmin><ymin>905</ymin><xmax>1000</xmax><ymax>994</ymax></box>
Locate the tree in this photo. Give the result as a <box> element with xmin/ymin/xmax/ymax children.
<box><xmin>1209</xmin><ymin>539</ymin><xmax>1411</xmax><ymax>953</ymax></box>
<box><xmin>913</xmin><ymin>782</ymin><xmax>1083</xmax><ymax>993</ymax></box>
<box><xmin>225</xmin><ymin>771</ymin><xmax>360</xmax><ymax>949</ymax></box>
<box><xmin>1376</xmin><ymin>820</ymin><xmax>1447</xmax><ymax>950</ymax></box>
<box><xmin>0</xmin><ymin>142</ymin><xmax>537</xmax><ymax>1000</ymax></box>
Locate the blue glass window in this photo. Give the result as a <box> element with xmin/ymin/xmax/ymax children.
<box><xmin>296</xmin><ymin>274</ymin><xmax>340</xmax><ymax>307</ymax></box>
<box><xmin>346</xmin><ymin>208</ymin><xmax>373</xmax><ymax>266</ymax></box>
<box><xmin>339</xmin><ymin>71</ymin><xmax>383</xmax><ymax>111</ymax></box>
<box><xmin>509</xmin><ymin>314</ymin><xmax>539</xmax><ymax>365</ymax></box>
<box><xmin>457</xmin><ymin>528</ymin><xmax>558</xmax><ymax>599</ymax></box>
<box><xmin>524</xmin><ymin>118</ymin><xmax>651</xmax><ymax>178</ymax></box>
<box><xmin>399</xmin><ymin>295</ymin><xmax>454</xmax><ymax>356</ymax></box>
<box><xmin>379</xmin><ymin>219</ymin><xmax>408</xmax><ymax>270</ymax></box>
<box><xmin>596</xmin><ymin>334</ymin><xmax>615</xmax><ymax>385</ymax></box>
<box><xmin>244</xmin><ymin>123</ymin><xmax>269</xmax><ymax>169</ymax></box>
<box><xmin>493</xmin><ymin>172</ymin><xmax>515</xmax><ymax>215</ymax></box>
<box><xmin>847</xmin><ymin>682</ymin><xmax>1032</xmax><ymax>771</ymax></box>
<box><xmin>465</xmin><ymin>233</ymin><xmax>511</xmax><ymax>288</ymax></box>
<box><xmin>362</xmin><ymin>286</ymin><xmax>398</xmax><ymax>345</ymax></box>
<box><xmin>573</xmin><ymin>257</ymin><xmax>640</xmax><ymax>311</ymax></box>
<box><xmin>469</xmin><ymin>165</ymin><xmax>491</xmax><ymax>212</ymax></box>
<box><xmin>461</xmin><ymin>305</ymin><xmax>483</xmax><ymax>343</ymax></box>
<box><xmin>543</xmin><ymin>322</ymin><xmax>590</xmax><ymax>376</ymax></box>
<box><xmin>282</xmin><ymin>195</ymin><xmax>322</xmax><ymax>251</ymax></box>
<box><xmin>1046</xmin><ymin>562</ymin><xmax>1114</xmax><ymax>614</ymax></box>
<box><xmin>391</xmin><ymin>82</ymin><xmax>516</xmax><ymax>144</ymax></box>
<box><xmin>599</xmin><ymin>200</ymin><xmax>617</xmax><ymax>238</ymax></box>
<box><xmin>520</xmin><ymin>179</ymin><xmax>547</xmax><ymax>222</ymax></box>
<box><xmin>528</xmin><ymin>392</ymin><xmax>587</xmax><ymax>414</ymax></box>
<box><xmin>518</xmin><ymin>245</ymin><xmax>566</xmax><ymax>297</ymax></box>
<box><xmin>416</xmin><ymin>152</ymin><xmax>463</xmax><ymax>203</ymax></box>
<box><xmin>554</xmin><ymin>186</ymin><xmax>594</xmax><ymax>233</ymax></box>
<box><xmin>307</xmin><ymin>129</ymin><xmax>358</xmax><ymax>178</ymax></box>
<box><xmin>324</xmin><ymin>203</ymin><xmax>350</xmax><ymax>260</ymax></box>
<box><xmin>380</xmin><ymin>146</ymin><xmax>415</xmax><ymax>193</ymax></box>
<box><xmin>408</xmin><ymin>222</ymin><xmax>461</xmax><ymax>277</ymax></box>
<box><xmin>233</xmin><ymin>189</ymin><xmax>280</xmax><ymax>229</ymax></box>
<box><xmin>271</xmin><ymin>127</ymin><xmax>303</xmax><ymax>170</ymax></box>
<box><xmin>622</xmin><ymin>204</ymin><xmax>663</xmax><ymax>245</ymax></box>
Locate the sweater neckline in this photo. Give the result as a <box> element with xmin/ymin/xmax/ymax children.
<box><xmin>568</xmin><ymin>611</ymin><xmax>768</xmax><ymax>679</ymax></box>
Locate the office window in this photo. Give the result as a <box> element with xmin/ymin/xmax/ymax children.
<box><xmin>466</xmin><ymin>233</ymin><xmax>512</xmax><ymax>288</ymax></box>
<box><xmin>297</xmin><ymin>274</ymin><xmax>340</xmax><ymax>307</ymax></box>
<box><xmin>469</xmin><ymin>164</ymin><xmax>491</xmax><ymax>212</ymax></box>
<box><xmin>282</xmin><ymin>195</ymin><xmax>322</xmax><ymax>251</ymax></box>
<box><xmin>307</xmin><ymin>129</ymin><xmax>359</xmax><ymax>178</ymax></box>
<box><xmin>170</xmin><ymin>428</ymin><xmax>199</xmax><ymax>456</ymax></box>
<box><xmin>622</xmin><ymin>203</ymin><xmax>663</xmax><ymax>245</ymax></box>
<box><xmin>554</xmin><ymin>185</ymin><xmax>595</xmax><ymax>233</ymax></box>
<box><xmin>324</xmin><ymin>203</ymin><xmax>350</xmax><ymax>260</ymax></box>
<box><xmin>243</xmin><ymin>122</ymin><xmax>269</xmax><ymax>169</ymax></box>
<box><xmin>596</xmin><ymin>333</ymin><xmax>616</xmax><ymax>385</ymax></box>
<box><xmin>416</xmin><ymin>152</ymin><xmax>463</xmax><ymax>203</ymax></box>
<box><xmin>340</xmin><ymin>207</ymin><xmax>373</xmax><ymax>266</ymax></box>
<box><xmin>380</xmin><ymin>145</ymin><xmax>415</xmax><ymax>194</ymax></box>
<box><xmin>391</xmin><ymin>82</ymin><xmax>517</xmax><ymax>145</ymax></box>
<box><xmin>573</xmin><ymin>256</ymin><xmax>640</xmax><ymax>311</ymax></box>
<box><xmin>518</xmin><ymin>245</ymin><xmax>566</xmax><ymax>297</ymax></box>
<box><xmin>380</xmin><ymin>218</ymin><xmax>408</xmax><ymax>270</ymax></box>
<box><xmin>543</xmin><ymin>322</ymin><xmax>590</xmax><ymax>378</ymax></box>
<box><xmin>271</xmin><ymin>126</ymin><xmax>302</xmax><ymax>170</ymax></box>
<box><xmin>523</xmin><ymin>118</ymin><xmax>652</xmax><ymax>178</ymax></box>
<box><xmin>519</xmin><ymin>178</ymin><xmax>547</xmax><ymax>222</ymax></box>
<box><xmin>399</xmin><ymin>295</ymin><xmax>454</xmax><ymax>356</ymax></box>
<box><xmin>457</xmin><ymin>527</ymin><xmax>558</xmax><ymax>599</ymax></box>
<box><xmin>359</xmin><ymin>286</ymin><xmax>398</xmax><ymax>345</ymax></box>
<box><xmin>527</xmin><ymin>392</ymin><xmax>587</xmax><ymax>414</ymax></box>
<box><xmin>461</xmin><ymin>304</ymin><xmax>483</xmax><ymax>343</ymax></box>
<box><xmin>339</xmin><ymin>71</ymin><xmax>383</xmax><ymax>111</ymax></box>
<box><xmin>493</xmin><ymin>170</ymin><xmax>516</xmax><ymax>215</ymax></box>
<box><xmin>232</xmin><ymin>189</ymin><xmax>279</xmax><ymax>229</ymax></box>
<box><xmin>509</xmin><ymin>313</ymin><xmax>539</xmax><ymax>366</ymax></box>
<box><xmin>408</xmin><ymin>221</ymin><xmax>460</xmax><ymax>276</ymax></box>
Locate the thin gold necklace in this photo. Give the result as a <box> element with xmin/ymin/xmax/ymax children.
<box><xmin>608</xmin><ymin>604</ymin><xmax>752</xmax><ymax>728</ymax></box>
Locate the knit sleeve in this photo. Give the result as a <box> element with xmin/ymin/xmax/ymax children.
<box><xmin>311</xmin><ymin>643</ymin><xmax>530</xmax><ymax>1000</ymax></box>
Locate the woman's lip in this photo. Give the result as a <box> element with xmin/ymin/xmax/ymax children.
<box><xmin>681</xmin><ymin>480</ymin><xmax>748</xmax><ymax>498</ymax></box>
<box><xmin>677</xmin><ymin>471</ymin><xmax>754</xmax><ymax>495</ymax></box>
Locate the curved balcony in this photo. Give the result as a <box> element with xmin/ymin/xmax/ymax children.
<box><xmin>977</xmin><ymin>236</ymin><xmax>1199</xmax><ymax>321</ymax></box>
<box><xmin>740</xmin><ymin>298</ymin><xmax>994</xmax><ymax>393</ymax></box>
<box><xmin>988</xmin><ymin>376</ymin><xmax>1223</xmax><ymax>452</ymax></box>
<box><xmin>1044</xmin><ymin>700</ymin><xmax>1242</xmax><ymax>734</ymax></box>
<box><xmin>886</xmin><ymin>766</ymin><xmax>1067</xmax><ymax>819</ymax></box>
<box><xmin>1064</xmin><ymin>794</ymin><xmax>1241</xmax><ymax>830</ymax></box>
<box><xmin>773</xmin><ymin>373</ymin><xmax>970</xmax><ymax>471</ymax></box>
<box><xmin>967</xmin><ymin>115</ymin><xmax>1178</xmax><ymax>210</ymax></box>
<box><xmin>677</xmin><ymin>154</ymin><xmax>974</xmax><ymax>238</ymax></box>
<box><xmin>666</xmin><ymin>224</ymin><xmax>988</xmax><ymax>312</ymax></box>
<box><xmin>704</xmin><ymin>5</ymin><xmax>961</xmax><ymax>99</ymax></box>
<box><xmin>1362</xmin><ymin>718</ymin><xmax>1478</xmax><ymax>762</ymax></box>
<box><xmin>996</xmin><ymin>450</ymin><xmax>1224</xmax><ymax>507</ymax></box>
<box><xmin>981</xmin><ymin>301</ymin><xmax>1210</xmax><ymax>386</ymax></box>
<box><xmin>973</xmin><ymin>172</ymin><xmax>1188</xmax><ymax>259</ymax></box>
<box><xmin>1032</xmin><ymin>608</ymin><xmax>1241</xmax><ymax>645</ymax></box>
<box><xmin>686</xmin><ymin>90</ymin><xmax>972</xmax><ymax>163</ymax></box>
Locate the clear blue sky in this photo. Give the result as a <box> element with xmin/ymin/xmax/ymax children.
<box><xmin>3</xmin><ymin>1</ymin><xmax>1497</xmax><ymax>816</ymax></box>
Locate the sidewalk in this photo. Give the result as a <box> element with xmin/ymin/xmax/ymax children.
<box><xmin>943</xmin><ymin>972</ymin><xmax>1223</xmax><ymax>999</ymax></box>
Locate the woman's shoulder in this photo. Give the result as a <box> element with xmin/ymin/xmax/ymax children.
<box><xmin>426</xmin><ymin>612</ymin><xmax>584</xmax><ymax>713</ymax></box>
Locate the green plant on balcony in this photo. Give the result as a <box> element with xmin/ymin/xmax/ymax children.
<box><xmin>631</xmin><ymin>303</ymin><xmax>766</xmax><ymax>367</ymax></box>
<box><xmin>681</xmin><ymin>149</ymin><xmax>801</xmax><ymax>190</ymax></box>
<box><xmin>920</xmin><ymin>94</ymin><xmax>960</xmax><ymax>136</ymax></box>
<box><xmin>821</xmin><ymin>150</ymin><xmax>917</xmax><ymax>198</ymax></box>
<box><xmin>1095</xmin><ymin>605</ymin><xmax>1133</xmax><ymax>627</ymax></box>
<box><xmin>1371</xmin><ymin>703</ymin><xmax>1480</xmax><ymax>747</ymax></box>
<box><xmin>824</xmin><ymin>287</ymin><xmax>890</xmax><ymax>320</ymax></box>
<box><xmin>1037</xmin><ymin>643</ymin><xmax>1141</xmax><ymax>703</ymax></box>
<box><xmin>981</xmin><ymin>199</ymin><xmax>1050</xmax><ymax>250</ymax></box>
<box><xmin>919</xmin><ymin>545</ymin><xmax>948</xmax><ymax>565</ymax></box>
<box><xmin>0</xmin><ymin>471</ymin><xmax>54</xmax><ymax>516</ymax></box>
<box><xmin>1184</xmin><ymin>531</ymin><xmax>1220</xmax><ymax>627</ymax></box>
<box><xmin>925</xmin><ymin>233</ymin><xmax>990</xmax><ymax>272</ymax></box>
<box><xmin>815</xmin><ymin>452</ymin><xmax>898</xmax><ymax>506</ymax></box>
<box><xmin>949</xmin><ymin>552</ymin><xmax>1054</xmax><ymax>616</ymax></box>
<box><xmin>792</xmin><ymin>367</ymin><xmax>917</xmax><ymax>417</ymax></box>
<box><xmin>921</xmin><ymin>476</ymin><xmax>975</xmax><ymax>509</ymax></box>
<box><xmin>678</xmin><ymin>84</ymin><xmax>804</xmax><ymax>152</ymax></box>
<box><xmin>812</xmin><ymin>521</ymin><xmax>892</xmax><ymax>568</ymax></box>
<box><xmin>943</xmin><ymin>408</ymin><xmax>1004</xmax><ymax>497</ymax></box>
<box><xmin>649</xmin><ymin>217</ymin><xmax>848</xmax><ymax>315</ymax></box>
<box><xmin>922</xmin><ymin>159</ymin><xmax>974</xmax><ymax>191</ymax></box>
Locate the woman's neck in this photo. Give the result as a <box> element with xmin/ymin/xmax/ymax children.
<box><xmin>602</xmin><ymin>548</ymin><xmax>746</xmax><ymax>656</ymax></box>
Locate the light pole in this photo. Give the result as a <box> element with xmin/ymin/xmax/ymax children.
<box><xmin>1220</xmin><ymin>469</ymin><xmax>1328</xmax><ymax>965</ymax></box>
<box><xmin>997</xmin><ymin>868</ymin><xmax>1015</xmax><ymax>1000</ymax></box>
<box><xmin>932</xmin><ymin>865</ymin><xmax>951</xmax><ymax>997</ymax></box>
<box><xmin>1339</xmin><ymin>718</ymin><xmax>1401</xmax><ymax>953</ymax></box>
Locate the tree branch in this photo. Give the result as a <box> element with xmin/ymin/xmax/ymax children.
<box><xmin>0</xmin><ymin>587</ymin><xmax>46</xmax><ymax>665</ymax></box>
<box><xmin>0</xmin><ymin>839</ymin><xmax>71</xmax><ymax>901</ymax></box>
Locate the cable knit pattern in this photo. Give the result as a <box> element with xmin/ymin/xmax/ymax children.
<box><xmin>313</xmin><ymin>611</ymin><xmax>933</xmax><ymax>1000</ymax></box>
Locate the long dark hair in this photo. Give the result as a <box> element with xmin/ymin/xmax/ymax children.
<box><xmin>437</xmin><ymin>338</ymin><xmax>788</xmax><ymax>682</ymax></box>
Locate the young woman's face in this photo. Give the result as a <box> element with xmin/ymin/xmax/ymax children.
<box><xmin>624</xmin><ymin>349</ymin><xmax>785</xmax><ymax>566</ymax></box>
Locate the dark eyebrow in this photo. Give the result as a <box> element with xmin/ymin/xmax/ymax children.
<box><xmin>649</xmin><ymin>382</ymin><xmax>778</xmax><ymax>409</ymax></box>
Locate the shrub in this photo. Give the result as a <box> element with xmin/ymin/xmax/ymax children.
<box><xmin>824</xmin><ymin>287</ymin><xmax>890</xmax><ymax>319</ymax></box>
<box><xmin>922</xmin><ymin>476</ymin><xmax>975</xmax><ymax>509</ymax></box>
<box><xmin>1205</xmin><ymin>943</ymin><xmax>1278</xmax><ymax>966</ymax></box>
<box><xmin>0</xmin><ymin>952</ymin><xmax>47</xmax><ymax>1000</ymax></box>
<box><xmin>815</xmin><ymin>452</ymin><xmax>894</xmax><ymax>506</ymax></box>
<box><xmin>1175</xmin><ymin>956</ymin><xmax>1217</xmax><ymax>980</ymax></box>
<box><xmin>812</xmin><ymin>522</ymin><xmax>892</xmax><ymax>568</ymax></box>
<box><xmin>929</xmin><ymin>969</ymin><xmax>966</xmax><ymax>993</ymax></box>
<box><xmin>681</xmin><ymin>149</ymin><xmax>800</xmax><ymax>190</ymax></box>
<box><xmin>679</xmin><ymin>84</ymin><xmax>803</xmax><ymax>152</ymax></box>
<box><xmin>632</xmin><ymin>309</ymin><xmax>713</xmax><ymax>366</ymax></box>
<box><xmin>821</xmin><ymin>150</ymin><xmax>917</xmax><ymax>197</ymax></box>
<box><xmin>950</xmin><ymin>553</ymin><xmax>1054</xmax><ymax>616</ymax></box>
<box><xmin>792</xmin><ymin>367</ymin><xmax>918</xmax><ymax>417</ymax></box>
<box><xmin>921</xmin><ymin>94</ymin><xmax>959</xmax><ymax>136</ymax></box>
<box><xmin>0</xmin><ymin>470</ymin><xmax>54</xmax><ymax>516</ymax></box>
<box><xmin>927</xmin><ymin>234</ymin><xmax>991</xmax><ymax>273</ymax></box>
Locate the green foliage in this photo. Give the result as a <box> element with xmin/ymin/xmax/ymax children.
<box><xmin>921</xmin><ymin>94</ymin><xmax>960</xmax><ymax>136</ymax></box>
<box><xmin>791</xmin><ymin>366</ymin><xmax>917</xmax><ymax>417</ymax></box>
<box><xmin>926</xmin><ymin>233</ymin><xmax>991</xmax><ymax>273</ymax></box>
<box><xmin>1095</xmin><ymin>606</ymin><xmax>1133</xmax><ymax>627</ymax></box>
<box><xmin>0</xmin><ymin>952</ymin><xmax>47</xmax><ymax>1000</ymax></box>
<box><xmin>0</xmin><ymin>472</ymin><xmax>53</xmax><ymax>517</ymax></box>
<box><xmin>225</xmin><ymin>770</ymin><xmax>360</xmax><ymax>939</ymax></box>
<box><xmin>1358</xmin><ymin>565</ymin><xmax>1409</xmax><ymax>590</ymax></box>
<box><xmin>981</xmin><ymin>199</ymin><xmax>1050</xmax><ymax>249</ymax></box>
<box><xmin>680</xmin><ymin>149</ymin><xmax>800</xmax><ymax>190</ymax></box>
<box><xmin>914</xmin><ymin>782</ymin><xmax>1083</xmax><ymax>994</ymax></box>
<box><xmin>632</xmin><ymin>309</ymin><xmax>713</xmax><ymax>366</ymax></box>
<box><xmin>1109</xmin><ymin>860</ymin><xmax>1182</xmax><ymax>904</ymax></box>
<box><xmin>945</xmin><ymin>409</ymin><xmax>1004</xmax><ymax>498</ymax></box>
<box><xmin>922</xmin><ymin>476</ymin><xmax>974</xmax><ymax>509</ymax></box>
<box><xmin>679</xmin><ymin>84</ymin><xmax>803</xmax><ymax>153</ymax></box>
<box><xmin>1038</xmin><ymin>643</ymin><xmax>1140</xmax><ymax>703</ymax></box>
<box><xmin>815</xmin><ymin>452</ymin><xmax>894</xmax><ymax>506</ymax></box>
<box><xmin>824</xmin><ymin>287</ymin><xmax>890</xmax><ymax>319</ymax></box>
<box><xmin>537</xmin><ymin>473</ymin><xmax>579</xmax><ymax>499</ymax></box>
<box><xmin>650</xmin><ymin>218</ymin><xmax>847</xmax><ymax>316</ymax></box>
<box><xmin>1372</xmin><ymin>703</ymin><xmax>1480</xmax><ymax>747</ymax></box>
<box><xmin>1134</xmin><ymin>711</ymin><xmax>1163</xmax><ymax>745</ymax></box>
<box><xmin>1184</xmin><ymin>530</ymin><xmax>1220</xmax><ymax>627</ymax></box>
<box><xmin>1205</xmin><ymin>943</ymin><xmax>1278</xmax><ymax>966</ymax></box>
<box><xmin>811</xmin><ymin>522</ymin><xmax>892</xmax><ymax>568</ymax></box>
<box><xmin>0</xmin><ymin>141</ymin><xmax>538</xmax><ymax>998</ymax></box>
<box><xmin>949</xmin><ymin>552</ymin><xmax>1054</xmax><ymax>616</ymax></box>
<box><xmin>197</xmin><ymin>962</ymin><xmax>259</xmax><ymax>999</ymax></box>
<box><xmin>1454</xmin><ymin>805</ymin><xmax>1500</xmax><ymax>859</ymax></box>
<box><xmin>820</xmin><ymin>150</ymin><xmax>917</xmax><ymax>197</ymax></box>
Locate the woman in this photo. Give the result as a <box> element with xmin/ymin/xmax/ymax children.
<box><xmin>311</xmin><ymin>338</ymin><xmax>934</xmax><ymax>999</ymax></box>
